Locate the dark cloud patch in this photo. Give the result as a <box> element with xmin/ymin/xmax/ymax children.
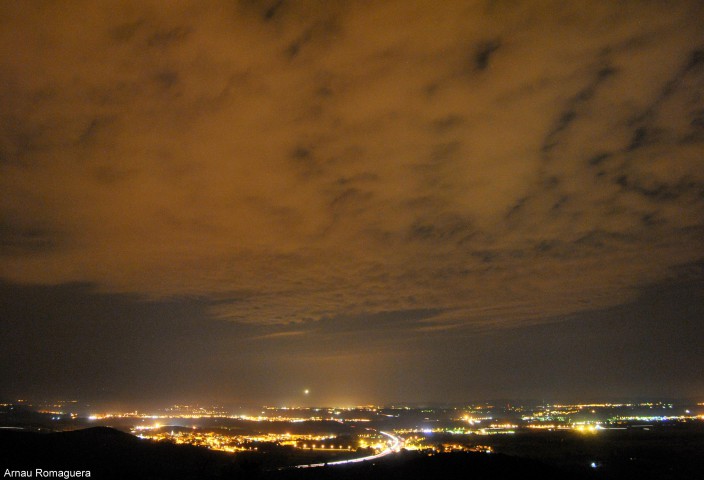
<box><xmin>670</xmin><ymin>259</ymin><xmax>704</xmax><ymax>280</ymax></box>
<box><xmin>595</xmin><ymin>65</ymin><xmax>617</xmax><ymax>81</ymax></box>
<box><xmin>284</xmin><ymin>17</ymin><xmax>341</xmax><ymax>60</ymax></box>
<box><xmin>0</xmin><ymin>221</ymin><xmax>57</xmax><ymax>255</ymax></box>
<box><xmin>285</xmin><ymin>29</ymin><xmax>312</xmax><ymax>59</ymax></box>
<box><xmin>626</xmin><ymin>126</ymin><xmax>650</xmax><ymax>151</ymax></box>
<box><xmin>691</xmin><ymin>109</ymin><xmax>704</xmax><ymax>127</ymax></box>
<box><xmin>77</xmin><ymin>116</ymin><xmax>116</xmax><ymax>145</ymax></box>
<box><xmin>684</xmin><ymin>48</ymin><xmax>704</xmax><ymax>71</ymax></box>
<box><xmin>542</xmin><ymin>109</ymin><xmax>576</xmax><ymax>153</ymax></box>
<box><xmin>573</xmin><ymin>230</ymin><xmax>631</xmax><ymax>249</ymax></box>
<box><xmin>314</xmin><ymin>309</ymin><xmax>444</xmax><ymax>337</ymax></box>
<box><xmin>473</xmin><ymin>39</ymin><xmax>501</xmax><ymax>71</ymax></box>
<box><xmin>334</xmin><ymin>172</ymin><xmax>378</xmax><ymax>186</ymax></box>
<box><xmin>263</xmin><ymin>0</ymin><xmax>285</xmax><ymax>21</ymax></box>
<box><xmin>315</xmin><ymin>84</ymin><xmax>334</xmax><ymax>98</ymax></box>
<box><xmin>630</xmin><ymin>48</ymin><xmax>704</xmax><ymax>127</ymax></box>
<box><xmin>146</xmin><ymin>26</ymin><xmax>191</xmax><ymax>48</ymax></box>
<box><xmin>430</xmin><ymin>114</ymin><xmax>465</xmax><ymax>133</ymax></box>
<box><xmin>686</xmin><ymin>108</ymin><xmax>704</xmax><ymax>145</ymax></box>
<box><xmin>506</xmin><ymin>196</ymin><xmax>528</xmax><ymax>219</ymax></box>
<box><xmin>428</xmin><ymin>141</ymin><xmax>461</xmax><ymax>165</ymax></box>
<box><xmin>550</xmin><ymin>195</ymin><xmax>569</xmax><ymax>211</ymax></box>
<box><xmin>110</xmin><ymin>20</ymin><xmax>145</xmax><ymax>42</ymax></box>
<box><xmin>290</xmin><ymin>145</ymin><xmax>323</xmax><ymax>177</ymax></box>
<box><xmin>154</xmin><ymin>70</ymin><xmax>180</xmax><ymax>90</ymax></box>
<box><xmin>587</xmin><ymin>152</ymin><xmax>610</xmax><ymax>166</ymax></box>
<box><xmin>406</xmin><ymin>214</ymin><xmax>475</xmax><ymax>246</ymax></box>
<box><xmin>91</xmin><ymin>164</ymin><xmax>135</xmax><ymax>185</ymax></box>
<box><xmin>542</xmin><ymin>63</ymin><xmax>616</xmax><ymax>155</ymax></box>
<box><xmin>423</xmin><ymin>82</ymin><xmax>440</xmax><ymax>98</ymax></box>
<box><xmin>328</xmin><ymin>187</ymin><xmax>373</xmax><ymax>217</ymax></box>
<box><xmin>470</xmin><ymin>250</ymin><xmax>497</xmax><ymax>264</ymax></box>
<box><xmin>641</xmin><ymin>212</ymin><xmax>658</xmax><ymax>227</ymax></box>
<box><xmin>615</xmin><ymin>173</ymin><xmax>698</xmax><ymax>202</ymax></box>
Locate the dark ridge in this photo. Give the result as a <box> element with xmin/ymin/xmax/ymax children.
<box><xmin>0</xmin><ymin>427</ymin><xmax>232</xmax><ymax>480</ymax></box>
<box><xmin>63</xmin><ymin>426</ymin><xmax>133</xmax><ymax>437</ymax></box>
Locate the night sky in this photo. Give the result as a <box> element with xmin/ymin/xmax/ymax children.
<box><xmin>1</xmin><ymin>1</ymin><xmax>703</xmax><ymax>407</ymax></box>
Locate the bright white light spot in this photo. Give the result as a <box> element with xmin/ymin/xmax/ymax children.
<box><xmin>304</xmin><ymin>389</ymin><xmax>310</xmax><ymax>395</ymax></box>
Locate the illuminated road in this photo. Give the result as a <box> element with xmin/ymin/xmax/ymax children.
<box><xmin>294</xmin><ymin>431</ymin><xmax>402</xmax><ymax>468</ymax></box>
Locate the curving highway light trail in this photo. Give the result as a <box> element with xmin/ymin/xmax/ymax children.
<box><xmin>294</xmin><ymin>431</ymin><xmax>402</xmax><ymax>468</ymax></box>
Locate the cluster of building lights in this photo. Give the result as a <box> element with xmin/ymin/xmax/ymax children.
<box><xmin>84</xmin><ymin>405</ymin><xmax>376</xmax><ymax>424</ymax></box>
<box><xmin>5</xmin><ymin>398</ymin><xmax>704</xmax><ymax>445</ymax></box>
<box><xmin>132</xmin><ymin>428</ymin><xmax>365</xmax><ymax>454</ymax></box>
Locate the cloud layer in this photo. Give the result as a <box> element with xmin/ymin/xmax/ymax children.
<box><xmin>2</xmin><ymin>0</ymin><xmax>703</xmax><ymax>327</ymax></box>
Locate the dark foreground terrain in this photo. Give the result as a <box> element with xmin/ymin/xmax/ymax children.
<box><xmin>1</xmin><ymin>427</ymin><xmax>702</xmax><ymax>480</ymax></box>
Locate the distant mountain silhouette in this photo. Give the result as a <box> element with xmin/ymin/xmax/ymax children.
<box><xmin>0</xmin><ymin>427</ymin><xmax>232</xmax><ymax>479</ymax></box>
